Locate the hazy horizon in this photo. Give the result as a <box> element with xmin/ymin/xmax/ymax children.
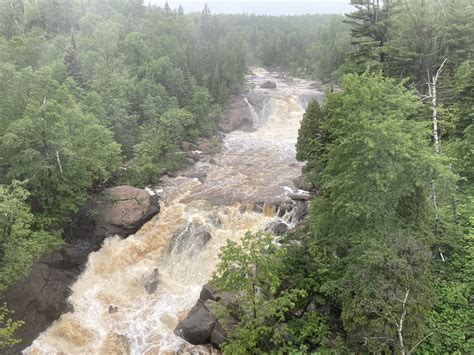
<box><xmin>146</xmin><ymin>0</ymin><xmax>354</xmax><ymax>16</ymax></box>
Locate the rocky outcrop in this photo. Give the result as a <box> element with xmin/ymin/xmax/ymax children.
<box><xmin>77</xmin><ymin>185</ymin><xmax>160</xmax><ymax>240</ymax></box>
<box><xmin>175</xmin><ymin>283</ymin><xmax>238</xmax><ymax>347</ymax></box>
<box><xmin>260</xmin><ymin>80</ymin><xmax>277</xmax><ymax>89</ymax></box>
<box><xmin>218</xmin><ymin>95</ymin><xmax>254</xmax><ymax>133</ymax></box>
<box><xmin>168</xmin><ymin>222</ymin><xmax>212</xmax><ymax>255</ymax></box>
<box><xmin>265</xmin><ymin>220</ymin><xmax>289</xmax><ymax>236</ymax></box>
<box><xmin>3</xmin><ymin>186</ymin><xmax>160</xmax><ymax>353</ymax></box>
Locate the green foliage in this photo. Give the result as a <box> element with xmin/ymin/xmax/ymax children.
<box><xmin>212</xmin><ymin>231</ymin><xmax>329</xmax><ymax>353</ymax></box>
<box><xmin>305</xmin><ymin>73</ymin><xmax>444</xmax><ymax>352</ymax></box>
<box><xmin>295</xmin><ymin>100</ymin><xmax>327</xmax><ymax>189</ymax></box>
<box><xmin>344</xmin><ymin>0</ymin><xmax>392</xmax><ymax>71</ymax></box>
<box><xmin>127</xmin><ymin>108</ymin><xmax>196</xmax><ymax>186</ymax></box>
<box><xmin>0</xmin><ymin>181</ymin><xmax>61</xmax><ymax>294</ymax></box>
<box><xmin>0</xmin><ymin>304</ymin><xmax>23</xmax><ymax>349</ymax></box>
<box><xmin>0</xmin><ymin>79</ymin><xmax>121</xmax><ymax>227</ymax></box>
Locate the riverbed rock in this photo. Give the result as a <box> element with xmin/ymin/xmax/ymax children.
<box><xmin>289</xmin><ymin>191</ymin><xmax>311</xmax><ymax>201</ymax></box>
<box><xmin>265</xmin><ymin>220</ymin><xmax>289</xmax><ymax>236</ymax></box>
<box><xmin>144</xmin><ymin>268</ymin><xmax>159</xmax><ymax>295</ymax></box>
<box><xmin>83</xmin><ymin>185</ymin><xmax>160</xmax><ymax>240</ymax></box>
<box><xmin>175</xmin><ymin>283</ymin><xmax>238</xmax><ymax>347</ymax></box>
<box><xmin>168</xmin><ymin>222</ymin><xmax>212</xmax><ymax>255</ymax></box>
<box><xmin>3</xmin><ymin>186</ymin><xmax>160</xmax><ymax>353</ymax></box>
<box><xmin>260</xmin><ymin>80</ymin><xmax>277</xmax><ymax>89</ymax></box>
<box><xmin>175</xmin><ymin>300</ymin><xmax>218</xmax><ymax>345</ymax></box>
<box><xmin>292</xmin><ymin>175</ymin><xmax>314</xmax><ymax>191</ymax></box>
<box><xmin>218</xmin><ymin>95</ymin><xmax>253</xmax><ymax>132</ymax></box>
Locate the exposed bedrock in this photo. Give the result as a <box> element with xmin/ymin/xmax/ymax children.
<box><xmin>3</xmin><ymin>186</ymin><xmax>160</xmax><ymax>353</ymax></box>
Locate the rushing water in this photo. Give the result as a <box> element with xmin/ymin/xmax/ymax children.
<box><xmin>26</xmin><ymin>68</ymin><xmax>322</xmax><ymax>354</ymax></box>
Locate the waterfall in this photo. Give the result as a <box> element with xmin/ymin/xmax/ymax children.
<box><xmin>244</xmin><ymin>97</ymin><xmax>262</xmax><ymax>127</ymax></box>
<box><xmin>26</xmin><ymin>68</ymin><xmax>322</xmax><ymax>355</ymax></box>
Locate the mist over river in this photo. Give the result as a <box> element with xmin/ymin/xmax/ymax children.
<box><xmin>26</xmin><ymin>68</ymin><xmax>322</xmax><ymax>354</ymax></box>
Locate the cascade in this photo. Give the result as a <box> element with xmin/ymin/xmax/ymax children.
<box><xmin>26</xmin><ymin>68</ymin><xmax>321</xmax><ymax>354</ymax></box>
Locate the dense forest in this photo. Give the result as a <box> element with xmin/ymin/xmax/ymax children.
<box><xmin>212</xmin><ymin>0</ymin><xmax>474</xmax><ymax>353</ymax></box>
<box><xmin>0</xmin><ymin>0</ymin><xmax>472</xmax><ymax>353</ymax></box>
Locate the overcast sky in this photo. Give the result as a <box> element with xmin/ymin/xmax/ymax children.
<box><xmin>147</xmin><ymin>1</ymin><xmax>354</xmax><ymax>15</ymax></box>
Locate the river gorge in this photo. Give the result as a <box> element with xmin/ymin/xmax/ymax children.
<box><xmin>26</xmin><ymin>68</ymin><xmax>322</xmax><ymax>354</ymax></box>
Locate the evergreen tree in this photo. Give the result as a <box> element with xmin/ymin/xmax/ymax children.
<box><xmin>177</xmin><ymin>5</ymin><xmax>184</xmax><ymax>16</ymax></box>
<box><xmin>344</xmin><ymin>0</ymin><xmax>392</xmax><ymax>71</ymax></box>
<box><xmin>309</xmin><ymin>73</ymin><xmax>443</xmax><ymax>352</ymax></box>
<box><xmin>163</xmin><ymin>1</ymin><xmax>171</xmax><ymax>16</ymax></box>
<box><xmin>64</xmin><ymin>29</ymin><xmax>81</xmax><ymax>84</ymax></box>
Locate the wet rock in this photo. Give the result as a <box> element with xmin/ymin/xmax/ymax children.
<box><xmin>84</xmin><ymin>185</ymin><xmax>161</xmax><ymax>239</ymax></box>
<box><xmin>4</xmin><ymin>186</ymin><xmax>160</xmax><ymax>353</ymax></box>
<box><xmin>168</xmin><ymin>223</ymin><xmax>212</xmax><ymax>255</ymax></box>
<box><xmin>206</xmin><ymin>213</ymin><xmax>222</xmax><ymax>228</ymax></box>
<box><xmin>260</xmin><ymin>81</ymin><xmax>277</xmax><ymax>89</ymax></box>
<box><xmin>174</xmin><ymin>300</ymin><xmax>217</xmax><ymax>345</ymax></box>
<box><xmin>289</xmin><ymin>191</ymin><xmax>311</xmax><ymax>201</ymax></box>
<box><xmin>277</xmin><ymin>201</ymin><xmax>294</xmax><ymax>217</ymax></box>
<box><xmin>109</xmin><ymin>305</ymin><xmax>119</xmax><ymax>314</ymax></box>
<box><xmin>218</xmin><ymin>95</ymin><xmax>253</xmax><ymax>133</ymax></box>
<box><xmin>292</xmin><ymin>202</ymin><xmax>309</xmax><ymax>224</ymax></box>
<box><xmin>144</xmin><ymin>268</ymin><xmax>159</xmax><ymax>295</ymax></box>
<box><xmin>265</xmin><ymin>220</ymin><xmax>289</xmax><ymax>236</ymax></box>
<box><xmin>252</xmin><ymin>202</ymin><xmax>264</xmax><ymax>213</ymax></box>
<box><xmin>292</xmin><ymin>175</ymin><xmax>313</xmax><ymax>192</ymax></box>
<box><xmin>175</xmin><ymin>283</ymin><xmax>238</xmax><ymax>346</ymax></box>
<box><xmin>180</xmin><ymin>141</ymin><xmax>196</xmax><ymax>152</ymax></box>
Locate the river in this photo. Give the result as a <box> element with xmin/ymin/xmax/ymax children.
<box><xmin>26</xmin><ymin>68</ymin><xmax>322</xmax><ymax>354</ymax></box>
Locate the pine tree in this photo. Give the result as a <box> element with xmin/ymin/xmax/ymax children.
<box><xmin>163</xmin><ymin>1</ymin><xmax>171</xmax><ymax>16</ymax></box>
<box><xmin>344</xmin><ymin>0</ymin><xmax>393</xmax><ymax>70</ymax></box>
<box><xmin>64</xmin><ymin>29</ymin><xmax>82</xmax><ymax>84</ymax></box>
<box><xmin>200</xmin><ymin>3</ymin><xmax>213</xmax><ymax>47</ymax></box>
<box><xmin>296</xmin><ymin>100</ymin><xmax>325</xmax><ymax>162</ymax></box>
<box><xmin>177</xmin><ymin>4</ymin><xmax>184</xmax><ymax>16</ymax></box>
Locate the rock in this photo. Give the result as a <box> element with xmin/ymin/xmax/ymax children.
<box><xmin>144</xmin><ymin>268</ymin><xmax>159</xmax><ymax>295</ymax></box>
<box><xmin>292</xmin><ymin>202</ymin><xmax>309</xmax><ymax>224</ymax></box>
<box><xmin>292</xmin><ymin>175</ymin><xmax>313</xmax><ymax>191</ymax></box>
<box><xmin>174</xmin><ymin>300</ymin><xmax>217</xmax><ymax>345</ymax></box>
<box><xmin>168</xmin><ymin>223</ymin><xmax>212</xmax><ymax>255</ymax></box>
<box><xmin>78</xmin><ymin>185</ymin><xmax>161</xmax><ymax>240</ymax></box>
<box><xmin>260</xmin><ymin>81</ymin><xmax>277</xmax><ymax>89</ymax></box>
<box><xmin>180</xmin><ymin>141</ymin><xmax>196</xmax><ymax>152</ymax></box>
<box><xmin>206</xmin><ymin>213</ymin><xmax>222</xmax><ymax>228</ymax></box>
<box><xmin>289</xmin><ymin>191</ymin><xmax>311</xmax><ymax>201</ymax></box>
<box><xmin>252</xmin><ymin>202</ymin><xmax>264</xmax><ymax>213</ymax></box>
<box><xmin>218</xmin><ymin>95</ymin><xmax>254</xmax><ymax>133</ymax></box>
<box><xmin>265</xmin><ymin>220</ymin><xmax>289</xmax><ymax>236</ymax></box>
<box><xmin>175</xmin><ymin>284</ymin><xmax>238</xmax><ymax>347</ymax></box>
<box><xmin>4</xmin><ymin>186</ymin><xmax>160</xmax><ymax>353</ymax></box>
<box><xmin>108</xmin><ymin>305</ymin><xmax>119</xmax><ymax>314</ymax></box>
<box><xmin>277</xmin><ymin>201</ymin><xmax>294</xmax><ymax>217</ymax></box>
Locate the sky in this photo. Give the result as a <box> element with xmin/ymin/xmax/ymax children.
<box><xmin>147</xmin><ymin>1</ymin><xmax>354</xmax><ymax>16</ymax></box>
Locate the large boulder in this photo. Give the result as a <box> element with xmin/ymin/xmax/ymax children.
<box><xmin>260</xmin><ymin>80</ymin><xmax>277</xmax><ymax>89</ymax></box>
<box><xmin>3</xmin><ymin>186</ymin><xmax>160</xmax><ymax>353</ymax></box>
<box><xmin>218</xmin><ymin>95</ymin><xmax>253</xmax><ymax>133</ymax></box>
<box><xmin>167</xmin><ymin>222</ymin><xmax>212</xmax><ymax>255</ymax></box>
<box><xmin>175</xmin><ymin>283</ymin><xmax>238</xmax><ymax>347</ymax></box>
<box><xmin>80</xmin><ymin>185</ymin><xmax>160</xmax><ymax>240</ymax></box>
<box><xmin>265</xmin><ymin>220</ymin><xmax>289</xmax><ymax>236</ymax></box>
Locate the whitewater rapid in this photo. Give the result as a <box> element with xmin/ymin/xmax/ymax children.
<box><xmin>26</xmin><ymin>68</ymin><xmax>321</xmax><ymax>354</ymax></box>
